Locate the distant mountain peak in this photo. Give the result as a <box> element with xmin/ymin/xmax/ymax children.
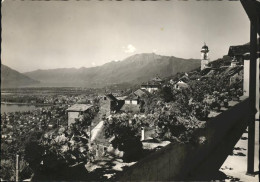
<box><xmin>23</xmin><ymin>53</ymin><xmax>201</xmax><ymax>88</ymax></box>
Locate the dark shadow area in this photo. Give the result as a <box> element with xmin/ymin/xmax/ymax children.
<box><xmin>192</xmin><ymin>170</ymin><xmax>240</xmax><ymax>181</ymax></box>
<box><xmin>32</xmin><ymin>163</ymin><xmax>89</xmax><ymax>181</ymax></box>
<box><xmin>85</xmin><ymin>159</ymin><xmax>118</xmax><ymax>181</ymax></box>
<box><xmin>234</xmin><ymin>147</ymin><xmax>246</xmax><ymax>151</ymax></box>
<box><xmin>232</xmin><ymin>152</ymin><xmax>246</xmax><ymax>156</ymax></box>
<box><xmin>241</xmin><ymin>136</ymin><xmax>248</xmax><ymax>140</ymax></box>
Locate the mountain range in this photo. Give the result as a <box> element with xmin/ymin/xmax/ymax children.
<box><xmin>2</xmin><ymin>53</ymin><xmax>201</xmax><ymax>88</ymax></box>
<box><xmin>1</xmin><ymin>64</ymin><xmax>39</xmax><ymax>88</ymax></box>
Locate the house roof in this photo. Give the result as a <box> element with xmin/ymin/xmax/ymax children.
<box><xmin>67</xmin><ymin>104</ymin><xmax>93</xmax><ymax>112</ymax></box>
<box><xmin>141</xmin><ymin>80</ymin><xmax>161</xmax><ymax>87</ymax></box>
<box><xmin>179</xmin><ymin>75</ymin><xmax>189</xmax><ymax>82</ymax></box>
<box><xmin>134</xmin><ymin>89</ymin><xmax>150</xmax><ymax>98</ymax></box>
<box><xmin>125</xmin><ymin>93</ymin><xmax>139</xmax><ymax>100</ymax></box>
<box><xmin>228</xmin><ymin>44</ymin><xmax>250</xmax><ymax>57</ymax></box>
<box><xmin>152</xmin><ymin>76</ymin><xmax>163</xmax><ymax>82</ymax></box>
<box><xmin>228</xmin><ymin>40</ymin><xmax>260</xmax><ymax>58</ymax></box>
<box><xmin>176</xmin><ymin>81</ymin><xmax>189</xmax><ymax>88</ymax></box>
<box><xmin>106</xmin><ymin>94</ymin><xmax>118</xmax><ymax>101</ymax></box>
<box><xmin>116</xmin><ymin>96</ymin><xmax>128</xmax><ymax>100</ymax></box>
<box><xmin>225</xmin><ymin>66</ymin><xmax>243</xmax><ymax>77</ymax></box>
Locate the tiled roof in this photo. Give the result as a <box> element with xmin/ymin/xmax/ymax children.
<box><xmin>152</xmin><ymin>76</ymin><xmax>163</xmax><ymax>82</ymax></box>
<box><xmin>228</xmin><ymin>38</ymin><xmax>260</xmax><ymax>57</ymax></box>
<box><xmin>228</xmin><ymin>45</ymin><xmax>250</xmax><ymax>57</ymax></box>
<box><xmin>116</xmin><ymin>96</ymin><xmax>128</xmax><ymax>100</ymax></box>
<box><xmin>125</xmin><ymin>93</ymin><xmax>139</xmax><ymax>100</ymax></box>
<box><xmin>134</xmin><ymin>89</ymin><xmax>150</xmax><ymax>97</ymax></box>
<box><xmin>141</xmin><ymin>80</ymin><xmax>161</xmax><ymax>86</ymax></box>
<box><xmin>176</xmin><ymin>81</ymin><xmax>189</xmax><ymax>88</ymax></box>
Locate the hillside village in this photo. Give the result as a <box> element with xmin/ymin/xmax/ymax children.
<box><xmin>1</xmin><ymin>41</ymin><xmax>253</xmax><ymax>181</ymax></box>
<box><xmin>3</xmin><ymin>0</ymin><xmax>260</xmax><ymax>180</ymax></box>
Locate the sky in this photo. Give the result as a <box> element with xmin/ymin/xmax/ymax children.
<box><xmin>1</xmin><ymin>0</ymin><xmax>250</xmax><ymax>73</ymax></box>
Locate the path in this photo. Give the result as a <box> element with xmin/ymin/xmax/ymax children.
<box><xmin>90</xmin><ymin>120</ymin><xmax>104</xmax><ymax>141</ymax></box>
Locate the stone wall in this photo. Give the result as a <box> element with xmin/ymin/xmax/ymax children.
<box><xmin>100</xmin><ymin>99</ymin><xmax>111</xmax><ymax>117</ymax></box>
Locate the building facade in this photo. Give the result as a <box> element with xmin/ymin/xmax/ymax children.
<box><xmin>100</xmin><ymin>94</ymin><xmax>124</xmax><ymax>117</ymax></box>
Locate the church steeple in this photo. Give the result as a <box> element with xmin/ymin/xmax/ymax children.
<box><xmin>201</xmin><ymin>43</ymin><xmax>210</xmax><ymax>70</ymax></box>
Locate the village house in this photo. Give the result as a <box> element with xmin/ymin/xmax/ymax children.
<box><xmin>230</xmin><ymin>57</ymin><xmax>239</xmax><ymax>67</ymax></box>
<box><xmin>228</xmin><ymin>43</ymin><xmax>250</xmax><ymax>64</ymax></box>
<box><xmin>141</xmin><ymin>82</ymin><xmax>160</xmax><ymax>93</ymax></box>
<box><xmin>140</xmin><ymin>76</ymin><xmax>163</xmax><ymax>93</ymax></box>
<box><xmin>174</xmin><ymin>80</ymin><xmax>189</xmax><ymax>90</ymax></box>
<box><xmin>120</xmin><ymin>89</ymin><xmax>149</xmax><ymax>113</ymax></box>
<box><xmin>151</xmin><ymin>76</ymin><xmax>163</xmax><ymax>83</ymax></box>
<box><xmin>124</xmin><ymin>93</ymin><xmax>139</xmax><ymax>105</ymax></box>
<box><xmin>67</xmin><ymin>104</ymin><xmax>93</xmax><ymax>126</ymax></box>
<box><xmin>100</xmin><ymin>94</ymin><xmax>124</xmax><ymax>117</ymax></box>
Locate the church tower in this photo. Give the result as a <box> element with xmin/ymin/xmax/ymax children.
<box><xmin>201</xmin><ymin>43</ymin><xmax>209</xmax><ymax>70</ymax></box>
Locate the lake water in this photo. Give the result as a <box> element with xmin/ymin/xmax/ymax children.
<box><xmin>1</xmin><ymin>104</ymin><xmax>38</xmax><ymax>114</ymax></box>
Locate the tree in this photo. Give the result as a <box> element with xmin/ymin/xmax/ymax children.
<box><xmin>0</xmin><ymin>159</ymin><xmax>16</xmax><ymax>181</ymax></box>
<box><xmin>160</xmin><ymin>86</ymin><xmax>173</xmax><ymax>102</ymax></box>
<box><xmin>24</xmin><ymin>141</ymin><xmax>44</xmax><ymax>173</ymax></box>
<box><xmin>104</xmin><ymin>114</ymin><xmax>143</xmax><ymax>162</ymax></box>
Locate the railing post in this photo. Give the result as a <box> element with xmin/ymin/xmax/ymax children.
<box><xmin>16</xmin><ymin>154</ymin><xmax>19</xmax><ymax>182</ymax></box>
<box><xmin>246</xmin><ymin>16</ymin><xmax>257</xmax><ymax>176</ymax></box>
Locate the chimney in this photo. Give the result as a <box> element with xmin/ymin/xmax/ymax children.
<box><xmin>141</xmin><ymin>127</ymin><xmax>145</xmax><ymax>141</ymax></box>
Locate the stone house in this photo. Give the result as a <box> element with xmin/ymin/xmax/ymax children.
<box><xmin>121</xmin><ymin>91</ymin><xmax>148</xmax><ymax>113</ymax></box>
<box><xmin>100</xmin><ymin>94</ymin><xmax>124</xmax><ymax>117</ymax></box>
<box><xmin>141</xmin><ymin>76</ymin><xmax>163</xmax><ymax>93</ymax></box>
<box><xmin>67</xmin><ymin>104</ymin><xmax>93</xmax><ymax>126</ymax></box>
<box><xmin>125</xmin><ymin>93</ymin><xmax>139</xmax><ymax>105</ymax></box>
<box><xmin>141</xmin><ymin>81</ymin><xmax>161</xmax><ymax>93</ymax></box>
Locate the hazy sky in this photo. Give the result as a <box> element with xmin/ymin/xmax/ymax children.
<box><xmin>1</xmin><ymin>0</ymin><xmax>250</xmax><ymax>72</ymax></box>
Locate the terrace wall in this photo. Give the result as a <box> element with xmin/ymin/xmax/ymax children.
<box><xmin>117</xmin><ymin>99</ymin><xmax>249</xmax><ymax>181</ymax></box>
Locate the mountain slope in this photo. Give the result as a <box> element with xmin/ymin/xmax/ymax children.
<box><xmin>24</xmin><ymin>53</ymin><xmax>201</xmax><ymax>88</ymax></box>
<box><xmin>1</xmin><ymin>64</ymin><xmax>39</xmax><ymax>88</ymax></box>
